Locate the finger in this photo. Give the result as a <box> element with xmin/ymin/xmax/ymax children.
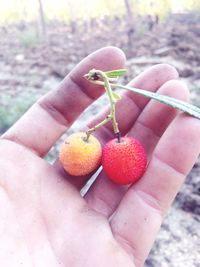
<box><xmin>84</xmin><ymin>80</ymin><xmax>188</xmax><ymax>217</ymax></box>
<box><xmin>1</xmin><ymin>47</ymin><xmax>126</xmax><ymax>157</ymax></box>
<box><xmin>54</xmin><ymin>64</ymin><xmax>178</xmax><ymax>190</ymax></box>
<box><xmin>126</xmin><ymin>63</ymin><xmax>179</xmax><ymax>109</ymax></box>
<box><xmin>128</xmin><ymin>80</ymin><xmax>190</xmax><ymax>157</ymax></box>
<box><xmin>110</xmin><ymin>114</ymin><xmax>200</xmax><ymax>267</ymax></box>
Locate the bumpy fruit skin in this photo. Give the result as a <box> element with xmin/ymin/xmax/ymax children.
<box><xmin>59</xmin><ymin>132</ymin><xmax>102</xmax><ymax>176</ymax></box>
<box><xmin>102</xmin><ymin>137</ymin><xmax>147</xmax><ymax>185</ymax></box>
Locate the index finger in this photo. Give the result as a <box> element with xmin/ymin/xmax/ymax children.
<box><xmin>1</xmin><ymin>47</ymin><xmax>126</xmax><ymax>157</ymax></box>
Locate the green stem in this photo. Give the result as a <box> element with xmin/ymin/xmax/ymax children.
<box><xmin>86</xmin><ymin>116</ymin><xmax>111</xmax><ymax>140</ymax></box>
<box><xmin>87</xmin><ymin>70</ymin><xmax>120</xmax><ymax>135</ymax></box>
<box><xmin>85</xmin><ymin>68</ymin><xmax>200</xmax><ymax>143</ymax></box>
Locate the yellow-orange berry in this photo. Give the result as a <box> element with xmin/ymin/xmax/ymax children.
<box><xmin>59</xmin><ymin>132</ymin><xmax>102</xmax><ymax>176</ymax></box>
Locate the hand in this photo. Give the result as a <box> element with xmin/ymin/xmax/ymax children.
<box><xmin>0</xmin><ymin>47</ymin><xmax>200</xmax><ymax>267</ymax></box>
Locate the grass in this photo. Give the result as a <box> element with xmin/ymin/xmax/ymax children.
<box><xmin>18</xmin><ymin>29</ymin><xmax>41</xmax><ymax>48</ymax></box>
<box><xmin>0</xmin><ymin>92</ymin><xmax>40</xmax><ymax>134</ymax></box>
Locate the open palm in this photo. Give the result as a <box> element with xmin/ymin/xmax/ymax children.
<box><xmin>0</xmin><ymin>47</ymin><xmax>200</xmax><ymax>267</ymax></box>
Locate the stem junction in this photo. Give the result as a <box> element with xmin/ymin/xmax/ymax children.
<box><xmin>84</xmin><ymin>68</ymin><xmax>200</xmax><ymax>141</ymax></box>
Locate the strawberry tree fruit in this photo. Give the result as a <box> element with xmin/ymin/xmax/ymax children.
<box><xmin>59</xmin><ymin>132</ymin><xmax>102</xmax><ymax>176</ymax></box>
<box><xmin>102</xmin><ymin>137</ymin><xmax>147</xmax><ymax>185</ymax></box>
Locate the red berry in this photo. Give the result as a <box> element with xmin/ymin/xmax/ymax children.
<box><xmin>102</xmin><ymin>137</ymin><xmax>147</xmax><ymax>185</ymax></box>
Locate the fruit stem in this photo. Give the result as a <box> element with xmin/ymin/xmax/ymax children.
<box><xmin>85</xmin><ymin>68</ymin><xmax>200</xmax><ymax>134</ymax></box>
<box><xmin>115</xmin><ymin>131</ymin><xmax>121</xmax><ymax>143</ymax></box>
<box><xmin>86</xmin><ymin>115</ymin><xmax>112</xmax><ymax>140</ymax></box>
<box><xmin>86</xmin><ymin>69</ymin><xmax>120</xmax><ymax>138</ymax></box>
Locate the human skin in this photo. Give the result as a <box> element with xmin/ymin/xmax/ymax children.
<box><xmin>0</xmin><ymin>47</ymin><xmax>200</xmax><ymax>267</ymax></box>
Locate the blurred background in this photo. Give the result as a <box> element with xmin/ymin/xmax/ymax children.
<box><xmin>0</xmin><ymin>0</ymin><xmax>199</xmax><ymax>266</ymax></box>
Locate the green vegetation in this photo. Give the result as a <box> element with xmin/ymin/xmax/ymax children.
<box><xmin>18</xmin><ymin>30</ymin><xmax>41</xmax><ymax>48</ymax></box>
<box><xmin>181</xmin><ymin>0</ymin><xmax>200</xmax><ymax>12</ymax></box>
<box><xmin>0</xmin><ymin>92</ymin><xmax>39</xmax><ymax>134</ymax></box>
<box><xmin>136</xmin><ymin>0</ymin><xmax>172</xmax><ymax>20</ymax></box>
<box><xmin>1</xmin><ymin>0</ymin><xmax>200</xmax><ymax>26</ymax></box>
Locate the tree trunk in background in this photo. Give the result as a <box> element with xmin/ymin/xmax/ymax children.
<box><xmin>124</xmin><ymin>0</ymin><xmax>134</xmax><ymax>23</ymax></box>
<box><xmin>38</xmin><ymin>0</ymin><xmax>46</xmax><ymax>38</ymax></box>
<box><xmin>124</xmin><ymin>0</ymin><xmax>134</xmax><ymax>49</ymax></box>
